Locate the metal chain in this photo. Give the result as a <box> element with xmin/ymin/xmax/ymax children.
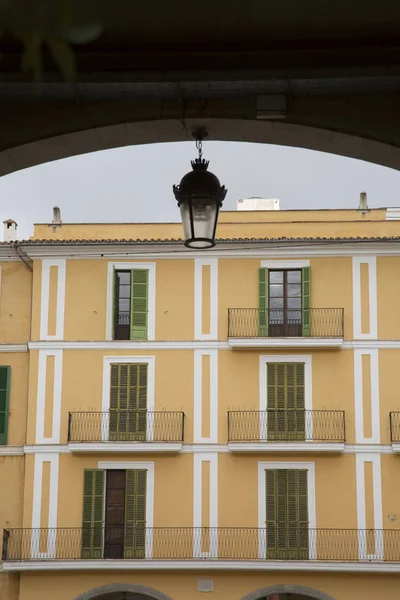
<box><xmin>196</xmin><ymin>138</ymin><xmax>203</xmax><ymax>160</ymax></box>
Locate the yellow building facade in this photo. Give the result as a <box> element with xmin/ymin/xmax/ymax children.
<box><xmin>1</xmin><ymin>208</ymin><xmax>400</xmax><ymax>600</ymax></box>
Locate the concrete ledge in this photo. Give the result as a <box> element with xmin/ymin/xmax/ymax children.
<box><xmin>228</xmin><ymin>338</ymin><xmax>344</xmax><ymax>349</ymax></box>
<box><xmin>67</xmin><ymin>442</ymin><xmax>182</xmax><ymax>454</ymax></box>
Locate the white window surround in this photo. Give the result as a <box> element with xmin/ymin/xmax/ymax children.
<box><xmin>193</xmin><ymin>453</ymin><xmax>218</xmax><ymax>557</ymax></box>
<box><xmin>194</xmin><ymin>258</ymin><xmax>218</xmax><ymax>340</ymax></box>
<box><xmin>354</xmin><ymin>349</ymin><xmax>380</xmax><ymax>444</ymax></box>
<box><xmin>31</xmin><ymin>453</ymin><xmax>59</xmax><ymax>559</ymax></box>
<box><xmin>261</xmin><ymin>260</ymin><xmax>310</xmax><ymax>269</ymax></box>
<box><xmin>258</xmin><ymin>461</ymin><xmax>316</xmax><ymax>560</ymax></box>
<box><xmin>352</xmin><ymin>256</ymin><xmax>377</xmax><ymax>339</ymax></box>
<box><xmin>36</xmin><ymin>349</ymin><xmax>63</xmax><ymax>444</ymax></box>
<box><xmin>259</xmin><ymin>354</ymin><xmax>312</xmax><ymax>440</ymax></box>
<box><xmin>193</xmin><ymin>349</ymin><xmax>218</xmax><ymax>444</ymax></box>
<box><xmin>106</xmin><ymin>262</ymin><xmax>156</xmax><ymax>341</ymax></box>
<box><xmin>98</xmin><ymin>460</ymin><xmax>155</xmax><ymax>558</ymax></box>
<box><xmin>355</xmin><ymin>453</ymin><xmax>383</xmax><ymax>560</ymax></box>
<box><xmin>101</xmin><ymin>355</ymin><xmax>155</xmax><ymax>441</ymax></box>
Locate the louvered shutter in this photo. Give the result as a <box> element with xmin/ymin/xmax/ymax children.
<box><xmin>109</xmin><ymin>364</ymin><xmax>148</xmax><ymax>441</ymax></box>
<box><xmin>130</xmin><ymin>270</ymin><xmax>148</xmax><ymax>339</ymax></box>
<box><xmin>82</xmin><ymin>469</ymin><xmax>104</xmax><ymax>559</ymax></box>
<box><xmin>265</xmin><ymin>469</ymin><xmax>309</xmax><ymax>560</ymax></box>
<box><xmin>265</xmin><ymin>470</ymin><xmax>277</xmax><ymax>558</ymax></box>
<box><xmin>0</xmin><ymin>366</ymin><xmax>10</xmax><ymax>445</ymax></box>
<box><xmin>258</xmin><ymin>268</ymin><xmax>268</xmax><ymax>336</ymax></box>
<box><xmin>124</xmin><ymin>470</ymin><xmax>147</xmax><ymax>558</ymax></box>
<box><xmin>266</xmin><ymin>363</ymin><xmax>305</xmax><ymax>441</ymax></box>
<box><xmin>301</xmin><ymin>266</ymin><xmax>311</xmax><ymax>336</ymax></box>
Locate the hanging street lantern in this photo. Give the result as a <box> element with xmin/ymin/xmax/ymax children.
<box><xmin>173</xmin><ymin>129</ymin><xmax>227</xmax><ymax>249</ymax></box>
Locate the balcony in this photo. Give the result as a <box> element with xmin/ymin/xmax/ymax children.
<box><xmin>228</xmin><ymin>410</ymin><xmax>346</xmax><ymax>452</ymax></box>
<box><xmin>3</xmin><ymin>527</ymin><xmax>400</xmax><ymax>572</ymax></box>
<box><xmin>67</xmin><ymin>410</ymin><xmax>185</xmax><ymax>453</ymax></box>
<box><xmin>227</xmin><ymin>308</ymin><xmax>344</xmax><ymax>348</ymax></box>
<box><xmin>389</xmin><ymin>412</ymin><xmax>400</xmax><ymax>452</ymax></box>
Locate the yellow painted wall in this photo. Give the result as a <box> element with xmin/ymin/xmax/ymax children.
<box><xmin>3</xmin><ymin>353</ymin><xmax>29</xmax><ymax>446</ymax></box>
<box><xmin>377</xmin><ymin>256</ymin><xmax>400</xmax><ymax>340</ymax></box>
<box><xmin>17</xmin><ymin>570</ymin><xmax>400</xmax><ymax>600</ymax></box>
<box><xmin>378</xmin><ymin>350</ymin><xmax>400</xmax><ymax>444</ymax></box>
<box><xmin>0</xmin><ymin>262</ymin><xmax>31</xmax><ymax>343</ymax></box>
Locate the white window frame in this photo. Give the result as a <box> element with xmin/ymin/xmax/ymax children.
<box><xmin>259</xmin><ymin>354</ymin><xmax>312</xmax><ymax>441</ymax></box>
<box><xmin>98</xmin><ymin>460</ymin><xmax>155</xmax><ymax>559</ymax></box>
<box><xmin>102</xmin><ymin>356</ymin><xmax>155</xmax><ymax>441</ymax></box>
<box><xmin>106</xmin><ymin>262</ymin><xmax>156</xmax><ymax>341</ymax></box>
<box><xmin>258</xmin><ymin>460</ymin><xmax>316</xmax><ymax>560</ymax></box>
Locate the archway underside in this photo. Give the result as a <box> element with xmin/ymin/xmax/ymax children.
<box><xmin>2</xmin><ymin>115</ymin><xmax>400</xmax><ymax>179</ymax></box>
<box><xmin>240</xmin><ymin>584</ymin><xmax>337</xmax><ymax>600</ymax></box>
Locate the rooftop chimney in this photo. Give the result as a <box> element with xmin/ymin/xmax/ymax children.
<box><xmin>359</xmin><ymin>191</ymin><xmax>368</xmax><ymax>211</ymax></box>
<box><xmin>52</xmin><ymin>206</ymin><xmax>62</xmax><ymax>225</ymax></box>
<box><xmin>3</xmin><ymin>219</ymin><xmax>18</xmax><ymax>242</ymax></box>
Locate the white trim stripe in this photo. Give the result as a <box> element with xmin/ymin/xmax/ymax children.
<box><xmin>39</xmin><ymin>259</ymin><xmax>66</xmax><ymax>340</ymax></box>
<box><xmin>194</xmin><ymin>258</ymin><xmax>218</xmax><ymax>340</ymax></box>
<box><xmin>35</xmin><ymin>349</ymin><xmax>63</xmax><ymax>444</ymax></box>
<box><xmin>194</xmin><ymin>349</ymin><xmax>218</xmax><ymax>444</ymax></box>
<box><xmin>261</xmin><ymin>260</ymin><xmax>310</xmax><ymax>268</ymax></box>
<box><xmin>354</xmin><ymin>349</ymin><xmax>380</xmax><ymax>444</ymax></box>
<box><xmin>352</xmin><ymin>256</ymin><xmax>378</xmax><ymax>339</ymax></box>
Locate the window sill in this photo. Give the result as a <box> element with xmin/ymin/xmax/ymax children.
<box><xmin>228</xmin><ymin>337</ymin><xmax>344</xmax><ymax>349</ymax></box>
<box><xmin>228</xmin><ymin>442</ymin><xmax>345</xmax><ymax>453</ymax></box>
<box><xmin>67</xmin><ymin>442</ymin><xmax>183</xmax><ymax>454</ymax></box>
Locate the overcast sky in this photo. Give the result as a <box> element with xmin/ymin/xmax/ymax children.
<box><xmin>1</xmin><ymin>141</ymin><xmax>400</xmax><ymax>239</ymax></box>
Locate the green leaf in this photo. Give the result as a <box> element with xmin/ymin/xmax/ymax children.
<box><xmin>46</xmin><ymin>36</ymin><xmax>76</xmax><ymax>82</ymax></box>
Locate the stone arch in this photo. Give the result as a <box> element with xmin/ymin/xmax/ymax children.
<box><xmin>2</xmin><ymin>117</ymin><xmax>400</xmax><ymax>178</ymax></box>
<box><xmin>239</xmin><ymin>583</ymin><xmax>337</xmax><ymax>600</ymax></box>
<box><xmin>73</xmin><ymin>582</ymin><xmax>174</xmax><ymax>600</ymax></box>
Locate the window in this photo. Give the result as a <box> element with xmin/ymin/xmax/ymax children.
<box><xmin>265</xmin><ymin>469</ymin><xmax>308</xmax><ymax>559</ymax></box>
<box><xmin>267</xmin><ymin>363</ymin><xmax>305</xmax><ymax>441</ymax></box>
<box><xmin>258</xmin><ymin>267</ymin><xmax>311</xmax><ymax>337</ymax></box>
<box><xmin>114</xmin><ymin>269</ymin><xmax>148</xmax><ymax>340</ymax></box>
<box><xmin>109</xmin><ymin>363</ymin><xmax>148</xmax><ymax>441</ymax></box>
<box><xmin>82</xmin><ymin>469</ymin><xmax>147</xmax><ymax>559</ymax></box>
<box><xmin>0</xmin><ymin>366</ymin><xmax>10</xmax><ymax>445</ymax></box>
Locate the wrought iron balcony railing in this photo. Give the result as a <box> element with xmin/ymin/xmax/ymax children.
<box><xmin>389</xmin><ymin>412</ymin><xmax>400</xmax><ymax>442</ymax></box>
<box><xmin>3</xmin><ymin>527</ymin><xmax>400</xmax><ymax>562</ymax></box>
<box><xmin>228</xmin><ymin>410</ymin><xmax>346</xmax><ymax>443</ymax></box>
<box><xmin>67</xmin><ymin>411</ymin><xmax>185</xmax><ymax>443</ymax></box>
<box><xmin>228</xmin><ymin>308</ymin><xmax>344</xmax><ymax>338</ymax></box>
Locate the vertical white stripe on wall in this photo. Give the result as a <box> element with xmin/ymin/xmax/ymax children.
<box><xmin>194</xmin><ymin>258</ymin><xmax>218</xmax><ymax>340</ymax></box>
<box><xmin>194</xmin><ymin>349</ymin><xmax>218</xmax><ymax>443</ymax></box>
<box><xmin>352</xmin><ymin>256</ymin><xmax>377</xmax><ymax>339</ymax></box>
<box><xmin>355</xmin><ymin>453</ymin><xmax>383</xmax><ymax>560</ymax></box>
<box><xmin>354</xmin><ymin>349</ymin><xmax>380</xmax><ymax>444</ymax></box>
<box><xmin>39</xmin><ymin>258</ymin><xmax>66</xmax><ymax>340</ymax></box>
<box><xmin>36</xmin><ymin>349</ymin><xmax>63</xmax><ymax>444</ymax></box>
<box><xmin>31</xmin><ymin>453</ymin><xmax>59</xmax><ymax>558</ymax></box>
<box><xmin>193</xmin><ymin>453</ymin><xmax>218</xmax><ymax>558</ymax></box>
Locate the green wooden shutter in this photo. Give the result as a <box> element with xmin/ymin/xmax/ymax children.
<box><xmin>124</xmin><ymin>469</ymin><xmax>147</xmax><ymax>558</ymax></box>
<box><xmin>258</xmin><ymin>268</ymin><xmax>268</xmax><ymax>336</ymax></box>
<box><xmin>301</xmin><ymin>266</ymin><xmax>311</xmax><ymax>336</ymax></box>
<box><xmin>0</xmin><ymin>366</ymin><xmax>11</xmax><ymax>445</ymax></box>
<box><xmin>109</xmin><ymin>364</ymin><xmax>148</xmax><ymax>441</ymax></box>
<box><xmin>130</xmin><ymin>269</ymin><xmax>148</xmax><ymax>340</ymax></box>
<box><xmin>265</xmin><ymin>469</ymin><xmax>308</xmax><ymax>560</ymax></box>
<box><xmin>267</xmin><ymin>363</ymin><xmax>305</xmax><ymax>441</ymax></box>
<box><xmin>82</xmin><ymin>469</ymin><xmax>104</xmax><ymax>559</ymax></box>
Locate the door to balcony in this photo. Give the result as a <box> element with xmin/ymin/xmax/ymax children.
<box><xmin>268</xmin><ymin>270</ymin><xmax>302</xmax><ymax>337</ymax></box>
<box><xmin>104</xmin><ymin>470</ymin><xmax>126</xmax><ymax>559</ymax></box>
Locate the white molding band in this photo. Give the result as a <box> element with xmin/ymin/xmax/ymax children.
<box><xmin>39</xmin><ymin>258</ymin><xmax>66</xmax><ymax>340</ymax></box>
<box><xmin>5</xmin><ymin>559</ymin><xmax>400</xmax><ymax>572</ymax></box>
<box><xmin>0</xmin><ymin>344</ymin><xmax>28</xmax><ymax>352</ymax></box>
<box><xmin>193</xmin><ymin>453</ymin><xmax>218</xmax><ymax>558</ymax></box>
<box><xmin>260</xmin><ymin>354</ymin><xmax>312</xmax><ymax>440</ymax></box>
<box><xmin>229</xmin><ymin>338</ymin><xmax>343</xmax><ymax>349</ymax></box>
<box><xmin>106</xmin><ymin>261</ymin><xmax>156</xmax><ymax>341</ymax></box>
<box><xmin>354</xmin><ymin>349</ymin><xmax>380</xmax><ymax>444</ymax></box>
<box><xmin>68</xmin><ymin>442</ymin><xmax>182</xmax><ymax>453</ymax></box>
<box><xmin>35</xmin><ymin>349</ymin><xmax>63</xmax><ymax>444</ymax></box>
<box><xmin>98</xmin><ymin>460</ymin><xmax>155</xmax><ymax>558</ymax></box>
<box><xmin>258</xmin><ymin>461</ymin><xmax>316</xmax><ymax>559</ymax></box>
<box><xmin>355</xmin><ymin>453</ymin><xmax>383</xmax><ymax>560</ymax></box>
<box><xmin>102</xmin><ymin>356</ymin><xmax>155</xmax><ymax>440</ymax></box>
<box><xmin>194</xmin><ymin>258</ymin><xmax>218</xmax><ymax>340</ymax></box>
<box><xmin>352</xmin><ymin>256</ymin><xmax>378</xmax><ymax>339</ymax></box>
<box><xmin>31</xmin><ymin>453</ymin><xmax>59</xmax><ymax>558</ymax></box>
<box><xmin>194</xmin><ymin>349</ymin><xmax>218</xmax><ymax>443</ymax></box>
<box><xmin>261</xmin><ymin>260</ymin><xmax>310</xmax><ymax>269</ymax></box>
<box><xmin>229</xmin><ymin>442</ymin><xmax>344</xmax><ymax>453</ymax></box>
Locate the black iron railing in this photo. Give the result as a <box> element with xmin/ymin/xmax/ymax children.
<box><xmin>228</xmin><ymin>410</ymin><xmax>346</xmax><ymax>443</ymax></box>
<box><xmin>389</xmin><ymin>412</ymin><xmax>400</xmax><ymax>442</ymax></box>
<box><xmin>67</xmin><ymin>411</ymin><xmax>185</xmax><ymax>443</ymax></box>
<box><xmin>228</xmin><ymin>308</ymin><xmax>344</xmax><ymax>338</ymax></box>
<box><xmin>3</xmin><ymin>527</ymin><xmax>400</xmax><ymax>562</ymax></box>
